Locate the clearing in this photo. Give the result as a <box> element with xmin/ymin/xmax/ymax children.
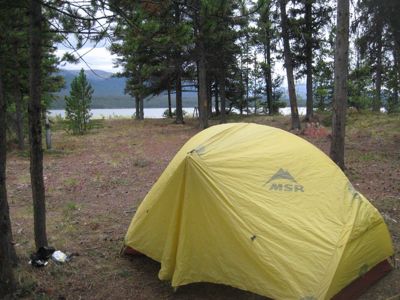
<box><xmin>6</xmin><ymin>113</ymin><xmax>400</xmax><ymax>299</ymax></box>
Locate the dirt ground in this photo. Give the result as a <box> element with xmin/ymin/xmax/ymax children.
<box><xmin>6</xmin><ymin>113</ymin><xmax>400</xmax><ymax>299</ymax></box>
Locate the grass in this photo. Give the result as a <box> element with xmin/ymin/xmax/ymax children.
<box><xmin>64</xmin><ymin>201</ymin><xmax>79</xmax><ymax>212</ymax></box>
<box><xmin>133</xmin><ymin>158</ymin><xmax>150</xmax><ymax>168</ymax></box>
<box><xmin>63</xmin><ymin>177</ymin><xmax>79</xmax><ymax>188</ymax></box>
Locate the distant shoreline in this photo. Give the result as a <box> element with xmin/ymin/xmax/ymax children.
<box><xmin>49</xmin><ymin>107</ymin><xmax>307</xmax><ymax>119</ymax></box>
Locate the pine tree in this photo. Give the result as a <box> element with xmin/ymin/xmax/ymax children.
<box><xmin>110</xmin><ymin>1</ymin><xmax>192</xmax><ymax>123</ymax></box>
<box><xmin>354</xmin><ymin>0</ymin><xmax>386</xmax><ymax>112</ymax></box>
<box><xmin>280</xmin><ymin>0</ymin><xmax>301</xmax><ymax>129</ymax></box>
<box><xmin>65</xmin><ymin>69</ymin><xmax>93</xmax><ymax>134</ymax></box>
<box><xmin>0</xmin><ymin>56</ymin><xmax>16</xmax><ymax>299</ymax></box>
<box><xmin>330</xmin><ymin>0</ymin><xmax>350</xmax><ymax>170</ymax></box>
<box><xmin>255</xmin><ymin>0</ymin><xmax>282</xmax><ymax>114</ymax></box>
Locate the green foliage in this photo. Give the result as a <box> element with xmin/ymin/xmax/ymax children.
<box><xmin>348</xmin><ymin>65</ymin><xmax>373</xmax><ymax>110</ymax></box>
<box><xmin>352</xmin><ymin>0</ymin><xmax>400</xmax><ymax>112</ymax></box>
<box><xmin>163</xmin><ymin>109</ymin><xmax>187</xmax><ymax>118</ymax></box>
<box><xmin>65</xmin><ymin>69</ymin><xmax>93</xmax><ymax>134</ymax></box>
<box><xmin>313</xmin><ymin>49</ymin><xmax>334</xmax><ymax>111</ymax></box>
<box><xmin>111</xmin><ymin>1</ymin><xmax>193</xmax><ymax>120</ymax></box>
<box><xmin>1</xmin><ymin>1</ymin><xmax>64</xmax><ymax>146</ymax></box>
<box><xmin>386</xmin><ymin>94</ymin><xmax>400</xmax><ymax>113</ymax></box>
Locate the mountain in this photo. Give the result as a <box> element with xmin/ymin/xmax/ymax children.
<box><xmin>55</xmin><ymin>69</ymin><xmax>125</xmax><ymax>97</ymax></box>
<box><xmin>52</xmin><ymin>69</ymin><xmax>307</xmax><ymax>109</ymax></box>
<box><xmin>281</xmin><ymin>84</ymin><xmax>307</xmax><ymax>106</ymax></box>
<box><xmin>52</xmin><ymin>69</ymin><xmax>199</xmax><ymax>109</ymax></box>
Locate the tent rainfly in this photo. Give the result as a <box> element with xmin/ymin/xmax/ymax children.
<box><xmin>124</xmin><ymin>123</ymin><xmax>394</xmax><ymax>299</ymax></box>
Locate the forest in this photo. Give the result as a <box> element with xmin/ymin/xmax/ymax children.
<box><xmin>0</xmin><ymin>0</ymin><xmax>399</xmax><ymax>299</ymax></box>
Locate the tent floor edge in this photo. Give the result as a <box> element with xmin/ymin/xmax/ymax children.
<box><xmin>332</xmin><ymin>259</ymin><xmax>393</xmax><ymax>300</ymax></box>
<box><xmin>123</xmin><ymin>246</ymin><xmax>144</xmax><ymax>256</ymax></box>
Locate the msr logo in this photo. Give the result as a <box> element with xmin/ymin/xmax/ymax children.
<box><xmin>265</xmin><ymin>169</ymin><xmax>304</xmax><ymax>192</ymax></box>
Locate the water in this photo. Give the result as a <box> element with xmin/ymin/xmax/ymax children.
<box><xmin>49</xmin><ymin>107</ymin><xmax>307</xmax><ymax>119</ymax></box>
<box><xmin>49</xmin><ymin>108</ymin><xmax>167</xmax><ymax>119</ymax></box>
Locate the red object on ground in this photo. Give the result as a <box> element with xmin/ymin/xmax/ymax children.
<box><xmin>333</xmin><ymin>259</ymin><xmax>393</xmax><ymax>300</ymax></box>
<box><xmin>302</xmin><ymin>122</ymin><xmax>330</xmax><ymax>138</ymax></box>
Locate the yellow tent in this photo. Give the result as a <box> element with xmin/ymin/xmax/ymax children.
<box><xmin>124</xmin><ymin>123</ymin><xmax>393</xmax><ymax>299</ymax></box>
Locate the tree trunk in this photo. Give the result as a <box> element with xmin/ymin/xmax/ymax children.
<box><xmin>137</xmin><ymin>70</ymin><xmax>144</xmax><ymax>121</ymax></box>
<box><xmin>139</xmin><ymin>97</ymin><xmax>144</xmax><ymax>120</ymax></box>
<box><xmin>0</xmin><ymin>66</ymin><xmax>17</xmax><ymax>267</ymax></box>
<box><xmin>45</xmin><ymin>115</ymin><xmax>51</xmax><ymax>150</ymax></box>
<box><xmin>198</xmin><ymin>50</ymin><xmax>208</xmax><ymax>129</ymax></box>
<box><xmin>29</xmin><ymin>0</ymin><xmax>48</xmax><ymax>249</ymax></box>
<box><xmin>219</xmin><ymin>73</ymin><xmax>227</xmax><ymax>124</ymax></box>
<box><xmin>174</xmin><ymin>1</ymin><xmax>184</xmax><ymax>124</ymax></box>
<box><xmin>207</xmin><ymin>76</ymin><xmax>213</xmax><ymax>117</ymax></box>
<box><xmin>0</xmin><ymin>60</ymin><xmax>17</xmax><ymax>298</ymax></box>
<box><xmin>214</xmin><ymin>80</ymin><xmax>220</xmax><ymax>115</ymax></box>
<box><xmin>195</xmin><ymin>0</ymin><xmax>208</xmax><ymax>129</ymax></box>
<box><xmin>198</xmin><ymin>55</ymin><xmax>208</xmax><ymax>128</ymax></box>
<box><xmin>373</xmin><ymin>21</ymin><xmax>383</xmax><ymax>112</ymax></box>
<box><xmin>240</xmin><ymin>69</ymin><xmax>244</xmax><ymax>115</ymax></box>
<box><xmin>13</xmin><ymin>41</ymin><xmax>24</xmax><ymax>150</ymax></box>
<box><xmin>245</xmin><ymin>70</ymin><xmax>249</xmax><ymax>114</ymax></box>
<box><xmin>14</xmin><ymin>81</ymin><xmax>24</xmax><ymax>151</ymax></box>
<box><xmin>265</xmin><ymin>33</ymin><xmax>273</xmax><ymax>115</ymax></box>
<box><xmin>261</xmin><ymin>5</ymin><xmax>274</xmax><ymax>115</ymax></box>
<box><xmin>305</xmin><ymin>0</ymin><xmax>313</xmax><ymax>121</ymax></box>
<box><xmin>393</xmin><ymin>47</ymin><xmax>400</xmax><ymax>110</ymax></box>
<box><xmin>135</xmin><ymin>96</ymin><xmax>140</xmax><ymax>120</ymax></box>
<box><xmin>280</xmin><ymin>0</ymin><xmax>301</xmax><ymax>129</ymax></box>
<box><xmin>254</xmin><ymin>58</ymin><xmax>258</xmax><ymax>115</ymax></box>
<box><xmin>167</xmin><ymin>85</ymin><xmax>172</xmax><ymax>118</ymax></box>
<box><xmin>175</xmin><ymin>72</ymin><xmax>184</xmax><ymax>124</ymax></box>
<box><xmin>330</xmin><ymin>0</ymin><xmax>350</xmax><ymax>170</ymax></box>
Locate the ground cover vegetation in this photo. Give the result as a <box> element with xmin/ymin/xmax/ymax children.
<box><xmin>0</xmin><ymin>0</ymin><xmax>399</xmax><ymax>298</ymax></box>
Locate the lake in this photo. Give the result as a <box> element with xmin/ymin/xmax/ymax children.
<box><xmin>49</xmin><ymin>107</ymin><xmax>307</xmax><ymax>119</ymax></box>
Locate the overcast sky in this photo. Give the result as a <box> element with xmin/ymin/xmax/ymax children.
<box><xmin>54</xmin><ymin>38</ymin><xmax>290</xmax><ymax>84</ymax></box>
<box><xmin>55</xmin><ymin>40</ymin><xmax>121</xmax><ymax>72</ymax></box>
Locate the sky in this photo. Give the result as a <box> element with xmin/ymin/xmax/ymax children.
<box><xmin>55</xmin><ymin>40</ymin><xmax>121</xmax><ymax>73</ymax></box>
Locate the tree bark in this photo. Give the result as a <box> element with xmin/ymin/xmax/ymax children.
<box><xmin>198</xmin><ymin>50</ymin><xmax>208</xmax><ymax>129</ymax></box>
<box><xmin>14</xmin><ymin>80</ymin><xmax>24</xmax><ymax>151</ymax></box>
<box><xmin>167</xmin><ymin>85</ymin><xmax>172</xmax><ymax>118</ymax></box>
<box><xmin>373</xmin><ymin>20</ymin><xmax>383</xmax><ymax>112</ymax></box>
<box><xmin>195</xmin><ymin>0</ymin><xmax>208</xmax><ymax>129</ymax></box>
<box><xmin>29</xmin><ymin>0</ymin><xmax>48</xmax><ymax>249</ymax></box>
<box><xmin>0</xmin><ymin>60</ymin><xmax>17</xmax><ymax>298</ymax></box>
<box><xmin>261</xmin><ymin>4</ymin><xmax>274</xmax><ymax>115</ymax></box>
<box><xmin>137</xmin><ymin>70</ymin><xmax>144</xmax><ymax>120</ymax></box>
<box><xmin>134</xmin><ymin>96</ymin><xmax>140</xmax><ymax>120</ymax></box>
<box><xmin>254</xmin><ymin>58</ymin><xmax>258</xmax><ymax>115</ymax></box>
<box><xmin>305</xmin><ymin>0</ymin><xmax>313</xmax><ymax>121</ymax></box>
<box><xmin>175</xmin><ymin>72</ymin><xmax>184</xmax><ymax>124</ymax></box>
<box><xmin>245</xmin><ymin>69</ymin><xmax>249</xmax><ymax>114</ymax></box>
<box><xmin>280</xmin><ymin>0</ymin><xmax>301</xmax><ymax>129</ymax></box>
<box><xmin>139</xmin><ymin>97</ymin><xmax>144</xmax><ymax>120</ymax></box>
<box><xmin>265</xmin><ymin>34</ymin><xmax>273</xmax><ymax>115</ymax></box>
<box><xmin>206</xmin><ymin>75</ymin><xmax>212</xmax><ymax>117</ymax></box>
<box><xmin>45</xmin><ymin>115</ymin><xmax>51</xmax><ymax>150</ymax></box>
<box><xmin>393</xmin><ymin>47</ymin><xmax>400</xmax><ymax>110</ymax></box>
<box><xmin>214</xmin><ymin>80</ymin><xmax>220</xmax><ymax>115</ymax></box>
<box><xmin>330</xmin><ymin>0</ymin><xmax>349</xmax><ymax>170</ymax></box>
<box><xmin>239</xmin><ymin>67</ymin><xmax>244</xmax><ymax>115</ymax></box>
<box><xmin>219</xmin><ymin>73</ymin><xmax>227</xmax><ymax>124</ymax></box>
<box><xmin>174</xmin><ymin>1</ymin><xmax>184</xmax><ymax>124</ymax></box>
<box><xmin>13</xmin><ymin>41</ymin><xmax>24</xmax><ymax>150</ymax></box>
